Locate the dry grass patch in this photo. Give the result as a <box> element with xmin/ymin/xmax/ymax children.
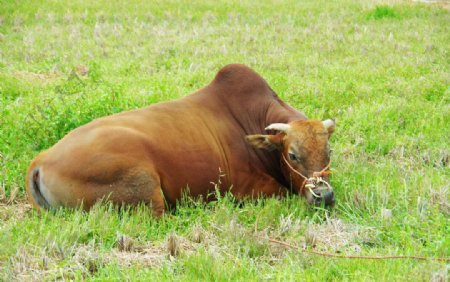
<box><xmin>373</xmin><ymin>0</ymin><xmax>450</xmax><ymax>10</ymax></box>
<box><xmin>413</xmin><ymin>0</ymin><xmax>450</xmax><ymax>10</ymax></box>
<box><xmin>429</xmin><ymin>185</ymin><xmax>450</xmax><ymax>215</ymax></box>
<box><xmin>213</xmin><ymin>215</ymin><xmax>376</xmax><ymax>258</ymax></box>
<box><xmin>4</xmin><ymin>226</ymin><xmax>224</xmax><ymax>280</ymax></box>
<box><xmin>297</xmin><ymin>218</ymin><xmax>376</xmax><ymax>254</ymax></box>
<box><xmin>0</xmin><ymin>201</ymin><xmax>32</xmax><ymax>222</ymax></box>
<box><xmin>12</xmin><ymin>71</ymin><xmax>61</xmax><ymax>84</ymax></box>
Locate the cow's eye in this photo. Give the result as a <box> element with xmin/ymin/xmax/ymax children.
<box><xmin>288</xmin><ymin>153</ymin><xmax>298</xmax><ymax>161</ymax></box>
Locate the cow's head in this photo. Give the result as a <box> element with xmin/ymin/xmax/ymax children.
<box><xmin>246</xmin><ymin>119</ymin><xmax>335</xmax><ymax>206</ymax></box>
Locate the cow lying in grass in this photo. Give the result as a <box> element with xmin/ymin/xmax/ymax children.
<box><xmin>27</xmin><ymin>64</ymin><xmax>335</xmax><ymax>216</ymax></box>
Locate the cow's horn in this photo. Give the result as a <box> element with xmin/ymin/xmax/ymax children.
<box><xmin>265</xmin><ymin>123</ymin><xmax>291</xmax><ymax>133</ymax></box>
<box><xmin>322</xmin><ymin>119</ymin><xmax>335</xmax><ymax>129</ymax></box>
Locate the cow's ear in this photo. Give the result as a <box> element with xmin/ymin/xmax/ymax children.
<box><xmin>245</xmin><ymin>134</ymin><xmax>282</xmax><ymax>151</ymax></box>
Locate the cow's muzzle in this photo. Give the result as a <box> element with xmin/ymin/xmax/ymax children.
<box><xmin>306</xmin><ymin>182</ymin><xmax>335</xmax><ymax>206</ymax></box>
<box><xmin>281</xmin><ymin>154</ymin><xmax>335</xmax><ymax>207</ymax></box>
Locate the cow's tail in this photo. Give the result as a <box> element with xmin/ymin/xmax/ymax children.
<box><xmin>27</xmin><ymin>167</ymin><xmax>51</xmax><ymax>209</ymax></box>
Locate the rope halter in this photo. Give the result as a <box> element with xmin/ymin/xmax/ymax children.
<box><xmin>281</xmin><ymin>153</ymin><xmax>332</xmax><ymax>198</ymax></box>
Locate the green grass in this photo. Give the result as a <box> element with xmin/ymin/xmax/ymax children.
<box><xmin>0</xmin><ymin>0</ymin><xmax>449</xmax><ymax>280</ymax></box>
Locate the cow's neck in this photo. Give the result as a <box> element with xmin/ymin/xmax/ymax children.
<box><xmin>261</xmin><ymin>96</ymin><xmax>307</xmax><ymax>187</ymax></box>
<box><xmin>190</xmin><ymin>68</ymin><xmax>307</xmax><ymax>189</ymax></box>
<box><xmin>265</xmin><ymin>96</ymin><xmax>307</xmax><ymax>126</ymax></box>
<box><xmin>214</xmin><ymin>88</ymin><xmax>307</xmax><ymax>189</ymax></box>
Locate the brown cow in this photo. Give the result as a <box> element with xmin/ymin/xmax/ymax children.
<box><xmin>26</xmin><ymin>64</ymin><xmax>335</xmax><ymax>216</ymax></box>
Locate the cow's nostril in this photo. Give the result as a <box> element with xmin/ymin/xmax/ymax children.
<box><xmin>314</xmin><ymin>197</ymin><xmax>322</xmax><ymax>206</ymax></box>
<box><xmin>323</xmin><ymin>191</ymin><xmax>335</xmax><ymax>205</ymax></box>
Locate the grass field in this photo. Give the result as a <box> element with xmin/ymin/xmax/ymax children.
<box><xmin>0</xmin><ymin>0</ymin><xmax>449</xmax><ymax>280</ymax></box>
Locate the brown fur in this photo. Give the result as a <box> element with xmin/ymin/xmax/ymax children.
<box><xmin>26</xmin><ymin>64</ymin><xmax>334</xmax><ymax>215</ymax></box>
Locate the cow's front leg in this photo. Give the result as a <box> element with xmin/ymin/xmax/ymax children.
<box><xmin>233</xmin><ymin>172</ymin><xmax>287</xmax><ymax>199</ymax></box>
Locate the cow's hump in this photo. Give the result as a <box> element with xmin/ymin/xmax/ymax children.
<box><xmin>212</xmin><ymin>64</ymin><xmax>269</xmax><ymax>95</ymax></box>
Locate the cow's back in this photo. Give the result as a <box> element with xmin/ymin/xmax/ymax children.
<box><xmin>34</xmin><ymin>95</ymin><xmax>235</xmax><ymax>206</ymax></box>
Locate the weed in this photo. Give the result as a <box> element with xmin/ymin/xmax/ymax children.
<box><xmin>366</xmin><ymin>5</ymin><xmax>398</xmax><ymax>20</ymax></box>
